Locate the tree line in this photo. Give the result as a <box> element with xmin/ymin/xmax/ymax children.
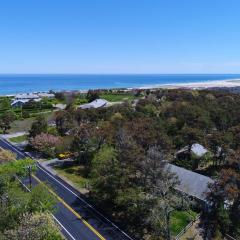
<box><xmin>28</xmin><ymin>89</ymin><xmax>240</xmax><ymax>239</ymax></box>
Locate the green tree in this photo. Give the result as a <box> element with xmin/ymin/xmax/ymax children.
<box><xmin>0</xmin><ymin>158</ymin><xmax>35</xmax><ymax>177</ymax></box>
<box><xmin>90</xmin><ymin>145</ymin><xmax>120</xmax><ymax>205</ymax></box>
<box><xmin>143</xmin><ymin>146</ymin><xmax>180</xmax><ymax>240</ymax></box>
<box><xmin>29</xmin><ymin>115</ymin><xmax>48</xmax><ymax>138</ymax></box>
<box><xmin>204</xmin><ymin>169</ymin><xmax>240</xmax><ymax>239</ymax></box>
<box><xmin>71</xmin><ymin>124</ymin><xmax>95</xmax><ymax>172</ymax></box>
<box><xmin>0</xmin><ymin>98</ymin><xmax>11</xmax><ymax>109</ymax></box>
<box><xmin>54</xmin><ymin>92</ymin><xmax>65</xmax><ymax>102</ymax></box>
<box><xmin>86</xmin><ymin>90</ymin><xmax>100</xmax><ymax>102</ymax></box>
<box><xmin>55</xmin><ymin>111</ymin><xmax>73</xmax><ymax>136</ymax></box>
<box><xmin>0</xmin><ymin>111</ymin><xmax>16</xmax><ymax>134</ymax></box>
<box><xmin>28</xmin><ymin>184</ymin><xmax>57</xmax><ymax>213</ymax></box>
<box><xmin>0</xmin><ymin>183</ymin><xmax>30</xmax><ymax>232</ymax></box>
<box><xmin>0</xmin><ymin>173</ymin><xmax>58</xmax><ymax>238</ymax></box>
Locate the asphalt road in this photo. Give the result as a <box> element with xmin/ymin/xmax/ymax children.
<box><xmin>0</xmin><ymin>137</ymin><xmax>134</xmax><ymax>240</ymax></box>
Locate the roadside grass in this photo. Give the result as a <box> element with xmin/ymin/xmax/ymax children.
<box><xmin>9</xmin><ymin>134</ymin><xmax>28</xmax><ymax>143</ymax></box>
<box><xmin>100</xmin><ymin>93</ymin><xmax>136</xmax><ymax>102</ymax></box>
<box><xmin>170</xmin><ymin>210</ymin><xmax>198</xmax><ymax>236</ymax></box>
<box><xmin>54</xmin><ymin>164</ymin><xmax>89</xmax><ymax>189</ymax></box>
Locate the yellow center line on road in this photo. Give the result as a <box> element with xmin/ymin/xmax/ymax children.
<box><xmin>32</xmin><ymin>174</ymin><xmax>106</xmax><ymax>240</ymax></box>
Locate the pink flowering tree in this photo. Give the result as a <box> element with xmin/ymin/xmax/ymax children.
<box><xmin>30</xmin><ymin>133</ymin><xmax>62</xmax><ymax>158</ymax></box>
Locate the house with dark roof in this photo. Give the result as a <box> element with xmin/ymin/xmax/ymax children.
<box><xmin>168</xmin><ymin>163</ymin><xmax>214</xmax><ymax>202</ymax></box>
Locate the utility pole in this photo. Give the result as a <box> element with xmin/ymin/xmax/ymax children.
<box><xmin>28</xmin><ymin>165</ymin><xmax>32</xmax><ymax>189</ymax></box>
<box><xmin>24</xmin><ymin>165</ymin><xmax>34</xmax><ymax>189</ymax></box>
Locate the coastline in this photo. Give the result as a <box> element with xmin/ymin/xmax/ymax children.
<box><xmin>2</xmin><ymin>79</ymin><xmax>240</xmax><ymax>97</ymax></box>
<box><xmin>139</xmin><ymin>79</ymin><xmax>240</xmax><ymax>90</ymax></box>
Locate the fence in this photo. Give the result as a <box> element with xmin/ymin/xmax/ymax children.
<box><xmin>174</xmin><ymin>214</ymin><xmax>201</xmax><ymax>240</ymax></box>
<box><xmin>225</xmin><ymin>234</ymin><xmax>237</xmax><ymax>240</ymax></box>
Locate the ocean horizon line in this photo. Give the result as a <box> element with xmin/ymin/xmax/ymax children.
<box><xmin>2</xmin><ymin>74</ymin><xmax>240</xmax><ymax>95</ymax></box>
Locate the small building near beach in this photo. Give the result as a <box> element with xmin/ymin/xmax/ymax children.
<box><xmin>79</xmin><ymin>99</ymin><xmax>108</xmax><ymax>109</ymax></box>
<box><xmin>11</xmin><ymin>92</ymin><xmax>53</xmax><ymax>108</ymax></box>
<box><xmin>14</xmin><ymin>93</ymin><xmax>40</xmax><ymax>101</ymax></box>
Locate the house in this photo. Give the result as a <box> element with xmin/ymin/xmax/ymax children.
<box><xmin>176</xmin><ymin>143</ymin><xmax>209</xmax><ymax>160</ymax></box>
<box><xmin>168</xmin><ymin>163</ymin><xmax>214</xmax><ymax>202</ymax></box>
<box><xmin>79</xmin><ymin>99</ymin><xmax>108</xmax><ymax>110</ymax></box>
<box><xmin>14</xmin><ymin>93</ymin><xmax>40</xmax><ymax>101</ymax></box>
<box><xmin>11</xmin><ymin>93</ymin><xmax>47</xmax><ymax>108</ymax></box>
<box><xmin>11</xmin><ymin>99</ymin><xmax>30</xmax><ymax>108</ymax></box>
<box><xmin>37</xmin><ymin>93</ymin><xmax>55</xmax><ymax>98</ymax></box>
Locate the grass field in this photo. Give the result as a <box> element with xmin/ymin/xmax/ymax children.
<box><xmin>170</xmin><ymin>210</ymin><xmax>198</xmax><ymax>236</ymax></box>
<box><xmin>100</xmin><ymin>93</ymin><xmax>136</xmax><ymax>102</ymax></box>
<box><xmin>54</xmin><ymin>164</ymin><xmax>89</xmax><ymax>189</ymax></box>
<box><xmin>10</xmin><ymin>111</ymin><xmax>55</xmax><ymax>133</ymax></box>
<box><xmin>74</xmin><ymin>98</ymin><xmax>88</xmax><ymax>105</ymax></box>
<box><xmin>9</xmin><ymin>134</ymin><xmax>28</xmax><ymax>143</ymax></box>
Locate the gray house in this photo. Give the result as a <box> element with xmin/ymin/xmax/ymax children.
<box><xmin>168</xmin><ymin>163</ymin><xmax>214</xmax><ymax>202</ymax></box>
<box><xmin>79</xmin><ymin>99</ymin><xmax>108</xmax><ymax>110</ymax></box>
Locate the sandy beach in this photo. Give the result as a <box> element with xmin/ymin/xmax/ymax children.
<box><xmin>140</xmin><ymin>79</ymin><xmax>240</xmax><ymax>90</ymax></box>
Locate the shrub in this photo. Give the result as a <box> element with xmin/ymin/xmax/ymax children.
<box><xmin>30</xmin><ymin>133</ymin><xmax>62</xmax><ymax>158</ymax></box>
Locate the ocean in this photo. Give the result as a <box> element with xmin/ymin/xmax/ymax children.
<box><xmin>1</xmin><ymin>74</ymin><xmax>240</xmax><ymax>95</ymax></box>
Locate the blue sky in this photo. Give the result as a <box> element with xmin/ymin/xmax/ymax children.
<box><xmin>0</xmin><ymin>0</ymin><xmax>240</xmax><ymax>73</ymax></box>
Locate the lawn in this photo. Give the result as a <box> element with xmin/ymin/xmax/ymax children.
<box><xmin>54</xmin><ymin>164</ymin><xmax>89</xmax><ymax>190</ymax></box>
<box><xmin>71</xmin><ymin>93</ymin><xmax>136</xmax><ymax>104</ymax></box>
<box><xmin>9</xmin><ymin>134</ymin><xmax>28</xmax><ymax>143</ymax></box>
<box><xmin>170</xmin><ymin>210</ymin><xmax>198</xmax><ymax>236</ymax></box>
<box><xmin>10</xmin><ymin>117</ymin><xmax>36</xmax><ymax>133</ymax></box>
<box><xmin>74</xmin><ymin>97</ymin><xmax>88</xmax><ymax>106</ymax></box>
<box><xmin>100</xmin><ymin>93</ymin><xmax>136</xmax><ymax>102</ymax></box>
<box><xmin>10</xmin><ymin>111</ymin><xmax>55</xmax><ymax>133</ymax></box>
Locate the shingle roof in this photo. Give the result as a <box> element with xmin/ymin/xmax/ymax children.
<box><xmin>168</xmin><ymin>164</ymin><xmax>214</xmax><ymax>201</ymax></box>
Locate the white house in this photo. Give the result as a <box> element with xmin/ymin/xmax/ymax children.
<box><xmin>176</xmin><ymin>143</ymin><xmax>209</xmax><ymax>159</ymax></box>
<box><xmin>11</xmin><ymin>92</ymin><xmax>52</xmax><ymax>108</ymax></box>
<box><xmin>14</xmin><ymin>93</ymin><xmax>40</xmax><ymax>101</ymax></box>
<box><xmin>11</xmin><ymin>99</ymin><xmax>30</xmax><ymax>108</ymax></box>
